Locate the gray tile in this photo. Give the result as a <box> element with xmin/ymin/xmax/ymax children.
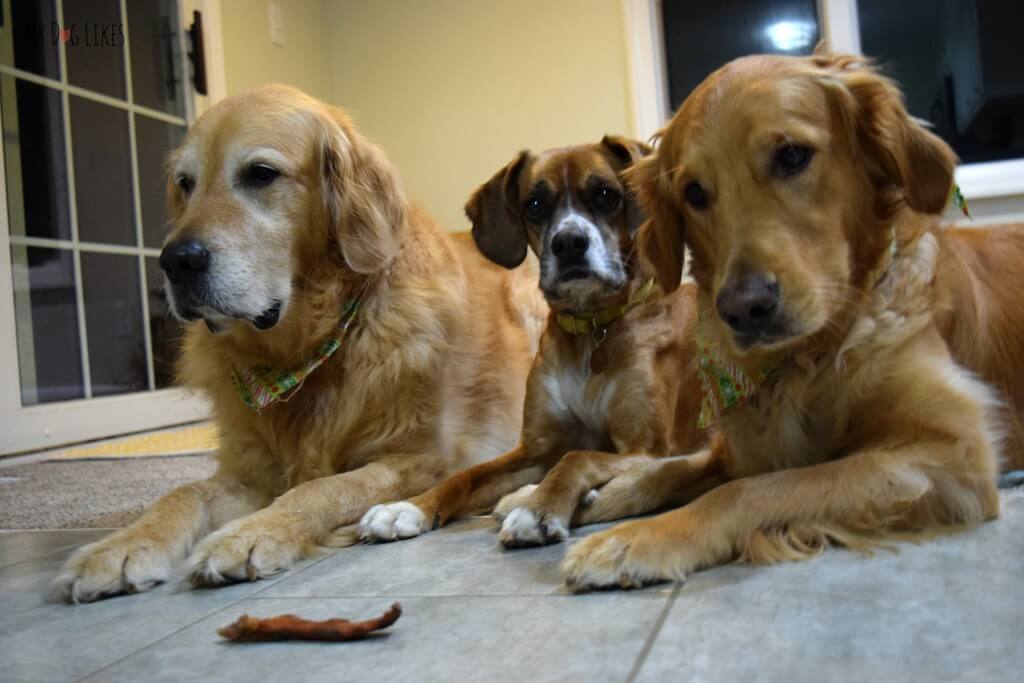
<box><xmin>0</xmin><ymin>529</ymin><xmax>111</xmax><ymax>569</ymax></box>
<box><xmin>87</xmin><ymin>594</ymin><xmax>672</xmax><ymax>683</ymax></box>
<box><xmin>0</xmin><ymin>532</ymin><xmax>329</xmax><ymax>682</ymax></box>
<box><xmin>634</xmin><ymin>491</ymin><xmax>1024</xmax><ymax>683</ymax></box>
<box><xmin>264</xmin><ymin>516</ymin><xmax>617</xmax><ymax>598</ymax></box>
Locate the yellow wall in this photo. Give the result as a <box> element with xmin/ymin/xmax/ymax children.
<box><xmin>326</xmin><ymin>0</ymin><xmax>632</xmax><ymax>230</ymax></box>
<box><xmin>218</xmin><ymin>0</ymin><xmax>633</xmax><ymax>230</ymax></box>
<box><xmin>219</xmin><ymin>0</ymin><xmax>333</xmax><ymax>102</ymax></box>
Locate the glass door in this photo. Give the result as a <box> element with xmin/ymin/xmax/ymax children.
<box><xmin>0</xmin><ymin>0</ymin><xmax>209</xmax><ymax>454</ymax></box>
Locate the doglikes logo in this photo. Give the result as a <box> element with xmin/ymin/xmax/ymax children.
<box><xmin>40</xmin><ymin>21</ymin><xmax>125</xmax><ymax>48</ymax></box>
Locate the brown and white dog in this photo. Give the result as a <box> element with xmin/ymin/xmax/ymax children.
<box><xmin>560</xmin><ymin>53</ymin><xmax>1024</xmax><ymax>590</ymax></box>
<box><xmin>54</xmin><ymin>85</ymin><xmax>546</xmax><ymax>602</ymax></box>
<box><xmin>358</xmin><ymin>138</ymin><xmax>714</xmax><ymax>546</ymax></box>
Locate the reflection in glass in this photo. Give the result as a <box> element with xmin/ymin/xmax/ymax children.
<box><xmin>145</xmin><ymin>257</ymin><xmax>186</xmax><ymax>388</ymax></box>
<box><xmin>11</xmin><ymin>246</ymin><xmax>84</xmax><ymax>405</ymax></box>
<box><xmin>661</xmin><ymin>0</ymin><xmax>820</xmax><ymax>110</ymax></box>
<box><xmin>2</xmin><ymin>0</ymin><xmax>61</xmax><ymax>79</ymax></box>
<box><xmin>69</xmin><ymin>95</ymin><xmax>136</xmax><ymax>245</ymax></box>
<box><xmin>859</xmin><ymin>0</ymin><xmax>1024</xmax><ymax>164</ymax></box>
<box><xmin>1</xmin><ymin>77</ymin><xmax>72</xmax><ymax>241</ymax></box>
<box><xmin>136</xmin><ymin>115</ymin><xmax>186</xmax><ymax>248</ymax></box>
<box><xmin>81</xmin><ymin>252</ymin><xmax>146</xmax><ymax>396</ymax></box>
<box><xmin>128</xmin><ymin>0</ymin><xmax>186</xmax><ymax>118</ymax></box>
<box><xmin>64</xmin><ymin>0</ymin><xmax>127</xmax><ymax>99</ymax></box>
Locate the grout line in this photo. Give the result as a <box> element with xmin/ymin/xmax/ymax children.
<box><xmin>73</xmin><ymin>551</ymin><xmax>339</xmax><ymax>682</ymax></box>
<box><xmin>243</xmin><ymin>590</ymin><xmax>672</xmax><ymax>600</ymax></box>
<box><xmin>625</xmin><ymin>582</ymin><xmax>680</xmax><ymax>683</ymax></box>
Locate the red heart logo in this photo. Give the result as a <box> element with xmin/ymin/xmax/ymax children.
<box><xmin>60</xmin><ymin>28</ymin><xmax>72</xmax><ymax>43</ymax></box>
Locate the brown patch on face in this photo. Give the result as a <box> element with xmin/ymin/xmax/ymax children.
<box><xmin>636</xmin><ymin>54</ymin><xmax>956</xmax><ymax>355</ymax></box>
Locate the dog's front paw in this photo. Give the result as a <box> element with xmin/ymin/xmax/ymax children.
<box><xmin>358</xmin><ymin>502</ymin><xmax>430</xmax><ymax>542</ymax></box>
<box><xmin>186</xmin><ymin>517</ymin><xmax>303</xmax><ymax>586</ymax></box>
<box><xmin>498</xmin><ymin>507</ymin><xmax>568</xmax><ymax>548</ymax></box>
<box><xmin>492</xmin><ymin>484</ymin><xmax>538</xmax><ymax>521</ymax></box>
<box><xmin>562</xmin><ymin>519</ymin><xmax>689</xmax><ymax>591</ymax></box>
<box><xmin>53</xmin><ymin>533</ymin><xmax>177</xmax><ymax>603</ymax></box>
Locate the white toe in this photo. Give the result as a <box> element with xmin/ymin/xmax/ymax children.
<box><xmin>358</xmin><ymin>502</ymin><xmax>426</xmax><ymax>541</ymax></box>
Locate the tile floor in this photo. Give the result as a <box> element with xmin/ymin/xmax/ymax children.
<box><xmin>1</xmin><ymin>491</ymin><xmax>1022</xmax><ymax>682</ymax></box>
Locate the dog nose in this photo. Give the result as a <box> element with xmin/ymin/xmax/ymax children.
<box><xmin>551</xmin><ymin>228</ymin><xmax>589</xmax><ymax>259</ymax></box>
<box><xmin>716</xmin><ymin>274</ymin><xmax>780</xmax><ymax>336</ymax></box>
<box><xmin>160</xmin><ymin>240</ymin><xmax>210</xmax><ymax>285</ymax></box>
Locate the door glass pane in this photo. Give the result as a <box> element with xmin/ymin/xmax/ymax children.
<box><xmin>63</xmin><ymin>0</ymin><xmax>127</xmax><ymax>99</ymax></box>
<box><xmin>69</xmin><ymin>95</ymin><xmax>135</xmax><ymax>245</ymax></box>
<box><xmin>128</xmin><ymin>0</ymin><xmax>186</xmax><ymax>117</ymax></box>
<box><xmin>662</xmin><ymin>0</ymin><xmax>820</xmax><ymax>110</ymax></box>
<box><xmin>81</xmin><ymin>252</ymin><xmax>146</xmax><ymax>396</ymax></box>
<box><xmin>1</xmin><ymin>0</ymin><xmax>61</xmax><ymax>79</ymax></box>
<box><xmin>136</xmin><ymin>114</ymin><xmax>186</xmax><ymax>248</ymax></box>
<box><xmin>858</xmin><ymin>0</ymin><xmax>1024</xmax><ymax>164</ymax></box>
<box><xmin>1</xmin><ymin>76</ymin><xmax>72</xmax><ymax>240</ymax></box>
<box><xmin>11</xmin><ymin>246</ymin><xmax>84</xmax><ymax>405</ymax></box>
<box><xmin>145</xmin><ymin>257</ymin><xmax>185</xmax><ymax>388</ymax></box>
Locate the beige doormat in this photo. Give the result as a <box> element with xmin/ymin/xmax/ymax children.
<box><xmin>0</xmin><ymin>453</ymin><xmax>217</xmax><ymax>529</ymax></box>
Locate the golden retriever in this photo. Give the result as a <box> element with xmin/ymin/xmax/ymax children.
<box><xmin>560</xmin><ymin>53</ymin><xmax>1024</xmax><ymax>590</ymax></box>
<box><xmin>357</xmin><ymin>138</ymin><xmax>715</xmax><ymax>547</ymax></box>
<box><xmin>54</xmin><ymin>85</ymin><xmax>546</xmax><ymax>602</ymax></box>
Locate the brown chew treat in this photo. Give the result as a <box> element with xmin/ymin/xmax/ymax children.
<box><xmin>217</xmin><ymin>603</ymin><xmax>402</xmax><ymax>642</ymax></box>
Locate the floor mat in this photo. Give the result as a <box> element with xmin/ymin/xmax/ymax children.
<box><xmin>46</xmin><ymin>423</ymin><xmax>219</xmax><ymax>460</ymax></box>
<box><xmin>0</xmin><ymin>454</ymin><xmax>217</xmax><ymax>529</ymax></box>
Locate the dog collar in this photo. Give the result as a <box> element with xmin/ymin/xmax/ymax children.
<box><xmin>555</xmin><ymin>278</ymin><xmax>656</xmax><ymax>336</ymax></box>
<box><xmin>950</xmin><ymin>183</ymin><xmax>971</xmax><ymax>218</ymax></box>
<box><xmin>231</xmin><ymin>282</ymin><xmax>369</xmax><ymax>413</ymax></box>
<box><xmin>696</xmin><ymin>333</ymin><xmax>771</xmax><ymax>429</ymax></box>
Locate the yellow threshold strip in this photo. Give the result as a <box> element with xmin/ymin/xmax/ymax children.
<box><xmin>50</xmin><ymin>423</ymin><xmax>219</xmax><ymax>460</ymax></box>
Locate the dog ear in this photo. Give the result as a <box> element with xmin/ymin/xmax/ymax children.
<box><xmin>465</xmin><ymin>151</ymin><xmax>530</xmax><ymax>269</ymax></box>
<box><xmin>822</xmin><ymin>56</ymin><xmax>957</xmax><ymax>215</ymax></box>
<box><xmin>320</xmin><ymin>106</ymin><xmax>405</xmax><ymax>273</ymax></box>
<box><xmin>602</xmin><ymin>135</ymin><xmax>653</xmax><ymax>234</ymax></box>
<box><xmin>630</xmin><ymin>152</ymin><xmax>686</xmax><ymax>292</ymax></box>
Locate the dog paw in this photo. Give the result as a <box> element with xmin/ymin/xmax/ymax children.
<box><xmin>186</xmin><ymin>519</ymin><xmax>302</xmax><ymax>586</ymax></box>
<box><xmin>498</xmin><ymin>507</ymin><xmax>568</xmax><ymax>548</ymax></box>
<box><xmin>52</xmin><ymin>535</ymin><xmax>176</xmax><ymax>603</ymax></box>
<box><xmin>358</xmin><ymin>502</ymin><xmax>429</xmax><ymax>542</ymax></box>
<box><xmin>561</xmin><ymin>520</ymin><xmax>685</xmax><ymax>591</ymax></box>
<box><xmin>492</xmin><ymin>484</ymin><xmax>538</xmax><ymax>521</ymax></box>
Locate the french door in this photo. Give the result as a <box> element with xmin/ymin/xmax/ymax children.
<box><xmin>0</xmin><ymin>0</ymin><xmax>218</xmax><ymax>454</ymax></box>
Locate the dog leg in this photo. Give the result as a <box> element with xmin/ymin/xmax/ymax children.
<box><xmin>358</xmin><ymin>444</ymin><xmax>554</xmax><ymax>542</ymax></box>
<box><xmin>53</xmin><ymin>474</ymin><xmax>269</xmax><ymax>603</ymax></box>
<box><xmin>497</xmin><ymin>451</ymin><xmax>657</xmax><ymax>548</ymax></box>
<box><xmin>572</xmin><ymin>450</ymin><xmax>725</xmax><ymax>526</ymax></box>
<box><xmin>563</xmin><ymin>443</ymin><xmax>999</xmax><ymax>591</ymax></box>
<box><xmin>187</xmin><ymin>456</ymin><xmax>444</xmax><ymax>585</ymax></box>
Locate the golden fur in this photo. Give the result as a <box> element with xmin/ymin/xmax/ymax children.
<box><xmin>358</xmin><ymin>140</ymin><xmax>713</xmax><ymax>547</ymax></box>
<box><xmin>54</xmin><ymin>85</ymin><xmax>545</xmax><ymax>602</ymax></box>
<box><xmin>561</xmin><ymin>53</ymin><xmax>1023</xmax><ymax>590</ymax></box>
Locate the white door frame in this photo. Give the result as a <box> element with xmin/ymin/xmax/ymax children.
<box><xmin>0</xmin><ymin>0</ymin><xmax>226</xmax><ymax>455</ymax></box>
<box><xmin>622</xmin><ymin>0</ymin><xmax>1024</xmax><ymax>207</ymax></box>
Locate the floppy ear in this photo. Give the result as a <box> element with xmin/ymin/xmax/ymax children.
<box><xmin>602</xmin><ymin>135</ymin><xmax>654</xmax><ymax>234</ymax></box>
<box><xmin>320</xmin><ymin>106</ymin><xmax>405</xmax><ymax>273</ymax></box>
<box><xmin>823</xmin><ymin>57</ymin><xmax>957</xmax><ymax>215</ymax></box>
<box><xmin>465</xmin><ymin>151</ymin><xmax>530</xmax><ymax>269</ymax></box>
<box><xmin>630</xmin><ymin>153</ymin><xmax>686</xmax><ymax>292</ymax></box>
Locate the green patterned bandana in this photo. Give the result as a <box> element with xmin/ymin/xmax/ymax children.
<box><xmin>696</xmin><ymin>335</ymin><xmax>770</xmax><ymax>429</ymax></box>
<box><xmin>231</xmin><ymin>288</ymin><xmax>366</xmax><ymax>413</ymax></box>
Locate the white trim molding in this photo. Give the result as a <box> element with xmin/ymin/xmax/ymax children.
<box><xmin>621</xmin><ymin>0</ymin><xmax>671</xmax><ymax>142</ymax></box>
<box><xmin>817</xmin><ymin>0</ymin><xmax>861</xmax><ymax>54</ymax></box>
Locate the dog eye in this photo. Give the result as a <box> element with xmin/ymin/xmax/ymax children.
<box><xmin>684</xmin><ymin>182</ymin><xmax>708</xmax><ymax>209</ymax></box>
<box><xmin>243</xmin><ymin>163</ymin><xmax>281</xmax><ymax>188</ymax></box>
<box><xmin>523</xmin><ymin>196</ymin><xmax>547</xmax><ymax>223</ymax></box>
<box><xmin>176</xmin><ymin>175</ymin><xmax>195</xmax><ymax>195</ymax></box>
<box><xmin>594</xmin><ymin>186</ymin><xmax>621</xmax><ymax>213</ymax></box>
<box><xmin>774</xmin><ymin>144</ymin><xmax>813</xmax><ymax>176</ymax></box>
